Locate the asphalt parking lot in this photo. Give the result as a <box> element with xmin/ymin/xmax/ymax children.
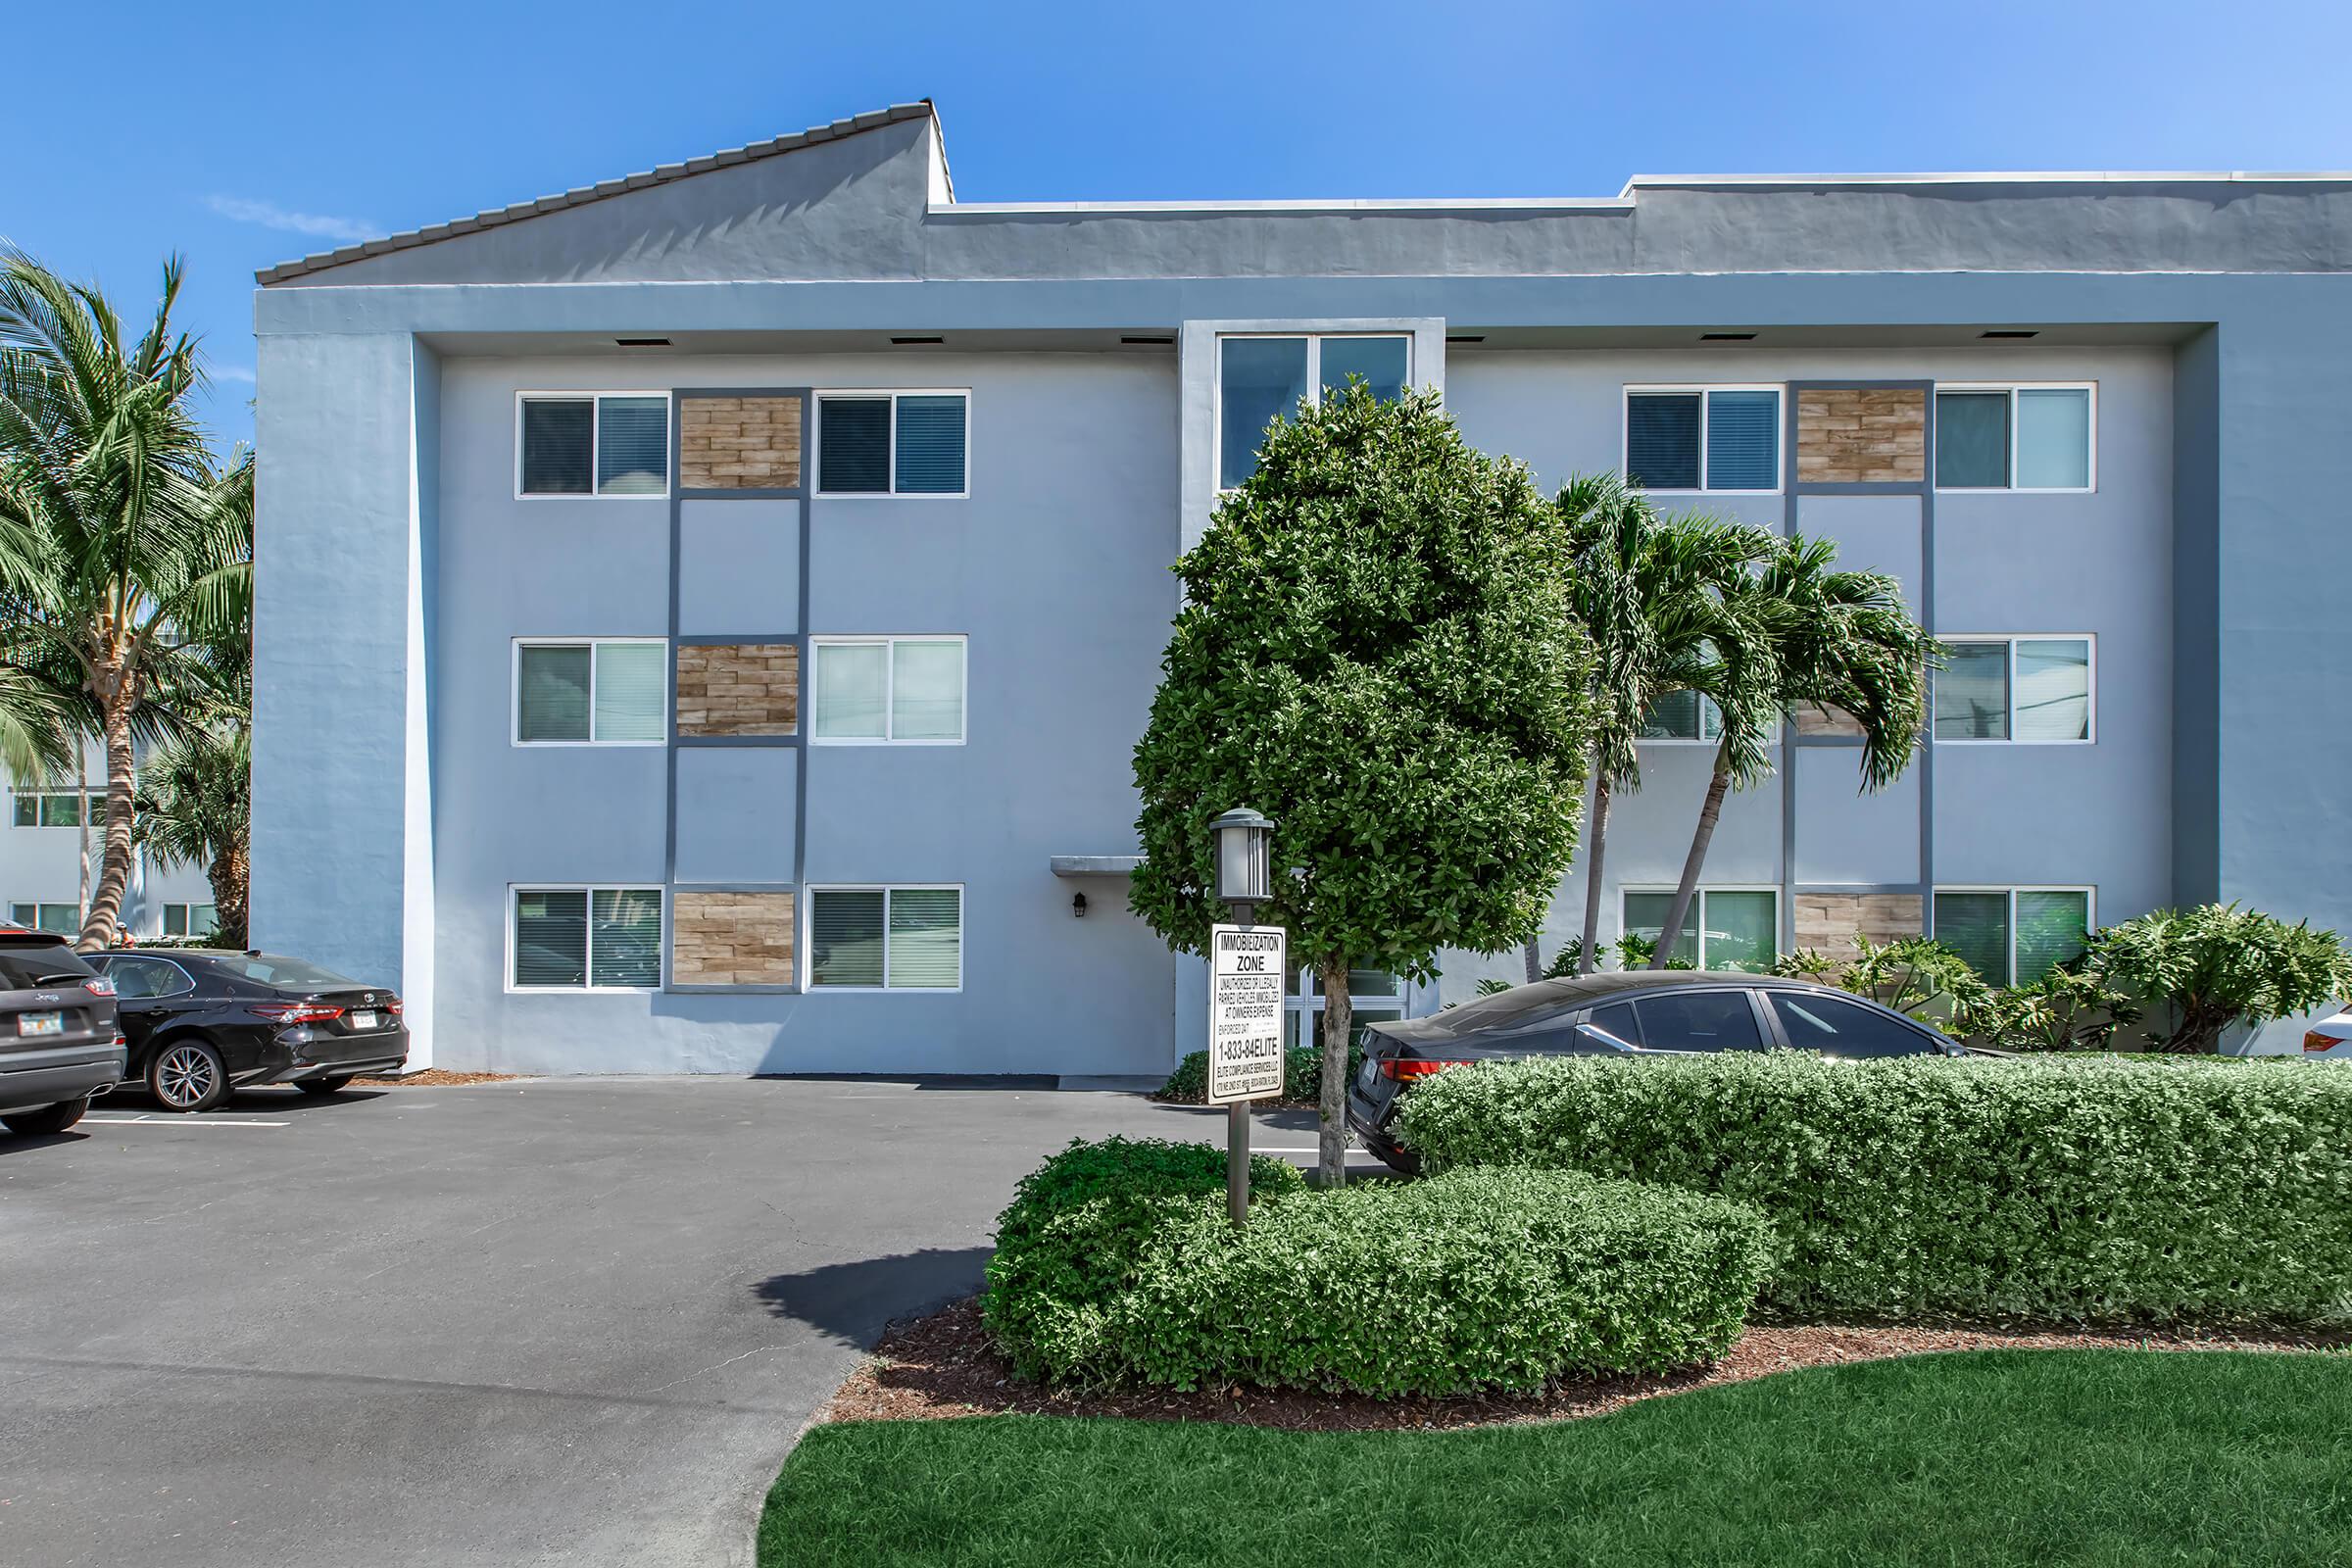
<box><xmin>0</xmin><ymin>1076</ymin><xmax>1367</xmax><ymax>1567</ymax></box>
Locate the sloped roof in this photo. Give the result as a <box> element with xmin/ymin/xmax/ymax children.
<box><xmin>256</xmin><ymin>101</ymin><xmax>940</xmax><ymax>285</ymax></box>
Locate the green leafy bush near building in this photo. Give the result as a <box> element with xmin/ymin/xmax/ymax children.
<box><xmin>1157</xmin><ymin>1045</ymin><xmax>1360</xmax><ymax>1104</ymax></box>
<box><xmin>1393</xmin><ymin>1052</ymin><xmax>2352</xmax><ymax>1326</ymax></box>
<box><xmin>984</xmin><ymin>1139</ymin><xmax>1775</xmax><ymax>1395</ymax></box>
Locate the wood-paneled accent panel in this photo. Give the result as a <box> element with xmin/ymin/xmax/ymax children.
<box><xmin>676</xmin><ymin>643</ymin><xmax>799</xmax><ymax>737</ymax></box>
<box><xmin>680</xmin><ymin>397</ymin><xmax>803</xmax><ymax>490</ymax></box>
<box><xmin>1792</xmin><ymin>892</ymin><xmax>1923</xmax><ymax>965</ymax></box>
<box><xmin>1795</xmin><ymin>387</ymin><xmax>1926</xmax><ymax>484</ymax></box>
<box><xmin>671</xmin><ymin>891</ymin><xmax>796</xmax><ymax>986</ymax></box>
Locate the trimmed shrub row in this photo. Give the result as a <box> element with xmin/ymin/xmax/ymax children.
<box><xmin>984</xmin><ymin>1137</ymin><xmax>1776</xmax><ymax>1396</ymax></box>
<box><xmin>1393</xmin><ymin>1052</ymin><xmax>2352</xmax><ymax>1326</ymax></box>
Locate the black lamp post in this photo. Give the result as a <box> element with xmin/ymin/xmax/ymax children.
<box><xmin>1208</xmin><ymin>807</ymin><xmax>1275</xmax><ymax>1225</ymax></box>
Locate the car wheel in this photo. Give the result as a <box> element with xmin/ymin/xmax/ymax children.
<box><xmin>294</xmin><ymin>1076</ymin><xmax>354</xmax><ymax>1098</ymax></box>
<box><xmin>1</xmin><ymin>1097</ymin><xmax>90</xmax><ymax>1136</ymax></box>
<box><xmin>149</xmin><ymin>1040</ymin><xmax>228</xmax><ymax>1113</ymax></box>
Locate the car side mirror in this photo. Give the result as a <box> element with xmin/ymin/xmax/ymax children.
<box><xmin>1575</xmin><ymin>1022</ymin><xmax>1638</xmax><ymax>1054</ymax></box>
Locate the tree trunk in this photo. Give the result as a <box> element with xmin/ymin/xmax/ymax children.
<box><xmin>209</xmin><ymin>838</ymin><xmax>249</xmax><ymax>950</ymax></box>
<box><xmin>1649</xmin><ymin>737</ymin><xmax>1734</xmax><ymax>970</ymax></box>
<box><xmin>77</xmin><ymin>684</ymin><xmax>137</xmax><ymax>952</ymax></box>
<box><xmin>1317</xmin><ymin>956</ymin><xmax>1352</xmax><ymax>1190</ymax></box>
<box><xmin>1520</xmin><ymin>937</ymin><xmax>1542</xmax><ymax>985</ymax></box>
<box><xmin>1579</xmin><ymin>776</ymin><xmax>1612</xmax><ymax>974</ymax></box>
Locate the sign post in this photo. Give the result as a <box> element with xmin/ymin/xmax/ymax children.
<box><xmin>1208</xmin><ymin>919</ymin><xmax>1286</xmax><ymax>1225</ymax></box>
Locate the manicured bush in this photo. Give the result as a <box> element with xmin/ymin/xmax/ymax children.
<box><xmin>985</xmin><ymin>1140</ymin><xmax>1777</xmax><ymax>1395</ymax></box>
<box><xmin>1393</xmin><ymin>1052</ymin><xmax>2352</xmax><ymax>1326</ymax></box>
<box><xmin>1158</xmin><ymin>1045</ymin><xmax>1360</xmax><ymax>1103</ymax></box>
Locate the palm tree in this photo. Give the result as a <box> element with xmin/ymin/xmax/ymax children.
<box><xmin>135</xmin><ymin>720</ymin><xmax>250</xmax><ymax>949</ymax></box>
<box><xmin>1646</xmin><ymin>534</ymin><xmax>1936</xmax><ymax>969</ymax></box>
<box><xmin>1543</xmin><ymin>477</ymin><xmax>1775</xmax><ymax>978</ymax></box>
<box><xmin>0</xmin><ymin>250</ymin><xmax>253</xmax><ymax>950</ymax></box>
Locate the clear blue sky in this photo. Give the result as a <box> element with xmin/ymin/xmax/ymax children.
<box><xmin>8</xmin><ymin>0</ymin><xmax>2348</xmax><ymax>454</ymax></box>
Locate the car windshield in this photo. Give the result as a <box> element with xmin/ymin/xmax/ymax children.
<box><xmin>203</xmin><ymin>953</ymin><xmax>368</xmax><ymax>992</ymax></box>
<box><xmin>0</xmin><ymin>940</ymin><xmax>97</xmax><ymax>989</ymax></box>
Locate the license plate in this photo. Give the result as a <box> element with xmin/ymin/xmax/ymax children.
<box><xmin>348</xmin><ymin>1011</ymin><xmax>379</xmax><ymax>1032</ymax></box>
<box><xmin>18</xmin><ymin>1011</ymin><xmax>62</xmax><ymax>1037</ymax></box>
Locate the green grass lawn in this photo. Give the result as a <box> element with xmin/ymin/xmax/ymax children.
<box><xmin>760</xmin><ymin>1350</ymin><xmax>2352</xmax><ymax>1567</ymax></box>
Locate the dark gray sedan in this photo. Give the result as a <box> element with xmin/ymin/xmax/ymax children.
<box><xmin>1346</xmin><ymin>969</ymin><xmax>1967</xmax><ymax>1172</ymax></box>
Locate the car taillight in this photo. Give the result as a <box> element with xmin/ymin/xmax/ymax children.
<box><xmin>82</xmin><ymin>977</ymin><xmax>115</xmax><ymax>998</ymax></box>
<box><xmin>2305</xmin><ymin>1030</ymin><xmax>2342</xmax><ymax>1054</ymax></box>
<box><xmin>1379</xmin><ymin>1058</ymin><xmax>1472</xmax><ymax>1082</ymax></box>
<box><xmin>386</xmin><ymin>998</ymin><xmax>404</xmax><ymax>1016</ymax></box>
<box><xmin>253</xmin><ymin>1003</ymin><xmax>344</xmax><ymax>1025</ymax></box>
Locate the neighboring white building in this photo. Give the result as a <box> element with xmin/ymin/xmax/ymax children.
<box><xmin>3</xmin><ymin>739</ymin><xmax>220</xmax><ymax>940</ymax></box>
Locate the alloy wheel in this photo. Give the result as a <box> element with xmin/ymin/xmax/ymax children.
<box><xmin>155</xmin><ymin>1046</ymin><xmax>220</xmax><ymax>1110</ymax></box>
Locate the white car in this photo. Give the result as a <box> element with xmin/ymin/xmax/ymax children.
<box><xmin>2300</xmin><ymin>1008</ymin><xmax>2352</xmax><ymax>1058</ymax></box>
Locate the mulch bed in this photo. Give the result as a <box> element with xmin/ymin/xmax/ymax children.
<box><xmin>352</xmin><ymin>1069</ymin><xmax>523</xmax><ymax>1088</ymax></box>
<box><xmin>817</xmin><ymin>1296</ymin><xmax>2345</xmax><ymax>1434</ymax></box>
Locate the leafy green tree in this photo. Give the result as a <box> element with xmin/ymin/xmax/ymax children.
<box><xmin>1554</xmin><ymin>478</ymin><xmax>1775</xmax><ymax>976</ymax></box>
<box><xmin>134</xmin><ymin>645</ymin><xmax>251</xmax><ymax>948</ymax></box>
<box><xmin>0</xmin><ymin>251</ymin><xmax>252</xmax><ymax>949</ymax></box>
<box><xmin>1131</xmin><ymin>384</ymin><xmax>1592</xmax><ymax>1186</ymax></box>
<box><xmin>1649</xmin><ymin>536</ymin><xmax>1936</xmax><ymax>969</ymax></box>
<box><xmin>2089</xmin><ymin>904</ymin><xmax>2352</xmax><ymax>1054</ymax></box>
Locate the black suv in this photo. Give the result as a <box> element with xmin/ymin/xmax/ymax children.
<box><xmin>0</xmin><ymin>928</ymin><xmax>125</xmax><ymax>1136</ymax></box>
<box><xmin>1347</xmin><ymin>969</ymin><xmax>1970</xmax><ymax>1172</ymax></box>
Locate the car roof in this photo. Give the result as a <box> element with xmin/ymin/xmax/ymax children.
<box><xmin>1513</xmin><ymin>969</ymin><xmax>1832</xmax><ymax>1003</ymax></box>
<box><xmin>0</xmin><ymin>927</ymin><xmax>72</xmax><ymax>948</ymax></box>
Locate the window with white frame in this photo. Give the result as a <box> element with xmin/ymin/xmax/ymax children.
<box><xmin>159</xmin><ymin>902</ymin><xmax>219</xmax><ymax>939</ymax></box>
<box><xmin>1218</xmin><ymin>334</ymin><xmax>1411</xmax><ymax>489</ymax></box>
<box><xmin>1935</xmin><ymin>636</ymin><xmax>2092</xmax><ymax>743</ymax></box>
<box><xmin>7</xmin><ymin>902</ymin><xmax>80</xmax><ymax>935</ymax></box>
<box><xmin>514</xmin><ymin>639</ymin><xmax>667</xmax><ymax>745</ymax></box>
<box><xmin>1640</xmin><ymin>691</ymin><xmax>1725</xmax><ymax>743</ymax></box>
<box><xmin>1622</xmin><ymin>888</ymin><xmax>1780</xmax><ymax>972</ymax></box>
<box><xmin>1934</xmin><ymin>887</ymin><xmax>2094</xmax><ymax>986</ymax></box>
<box><xmin>517</xmin><ymin>393</ymin><xmax>670</xmax><ymax>497</ymax></box>
<box><xmin>806</xmin><ymin>886</ymin><xmax>961</xmax><ymax>990</ymax></box>
<box><xmin>808</xmin><ymin>637</ymin><xmax>965</xmax><ymax>743</ymax></box>
<box><xmin>1624</xmin><ymin>386</ymin><xmax>1783</xmax><ymax>493</ymax></box>
<box><xmin>510</xmin><ymin>887</ymin><xmax>663</xmax><ymax>990</ymax></box>
<box><xmin>1934</xmin><ymin>385</ymin><xmax>2094</xmax><ymax>491</ymax></box>
<box><xmin>1283</xmin><ymin>962</ymin><xmax>1404</xmax><ymax>1052</ymax></box>
<box><xmin>11</xmin><ymin>790</ymin><xmax>103</xmax><ymax>828</ymax></box>
<box><xmin>815</xmin><ymin>392</ymin><xmax>968</xmax><ymax>496</ymax></box>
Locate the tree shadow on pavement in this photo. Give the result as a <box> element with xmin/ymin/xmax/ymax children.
<box><xmin>751</xmin><ymin>1246</ymin><xmax>996</xmax><ymax>1348</ymax></box>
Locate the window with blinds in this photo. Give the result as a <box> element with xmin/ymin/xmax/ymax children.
<box><xmin>817</xmin><ymin>392</ymin><xmax>968</xmax><ymax>496</ymax></box>
<box><xmin>1934</xmin><ymin>888</ymin><xmax>2093</xmax><ymax>986</ymax></box>
<box><xmin>511</xmin><ymin>887</ymin><xmax>663</xmax><ymax>989</ymax></box>
<box><xmin>518</xmin><ymin>393</ymin><xmax>670</xmax><ymax>497</ymax></box>
<box><xmin>1934</xmin><ymin>637</ymin><xmax>2092</xmax><ymax>743</ymax></box>
<box><xmin>808</xmin><ymin>887</ymin><xmax>961</xmax><ymax>990</ymax></box>
<box><xmin>515</xmin><ymin>640</ymin><xmax>667</xmax><ymax>744</ymax></box>
<box><xmin>1625</xmin><ymin>387</ymin><xmax>1782</xmax><ymax>492</ymax></box>
<box><xmin>810</xmin><ymin>637</ymin><xmax>965</xmax><ymax>743</ymax></box>
<box><xmin>1622</xmin><ymin>888</ymin><xmax>1779</xmax><ymax>972</ymax></box>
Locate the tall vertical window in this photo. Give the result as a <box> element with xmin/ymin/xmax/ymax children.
<box><xmin>510</xmin><ymin>887</ymin><xmax>663</xmax><ymax>990</ymax></box>
<box><xmin>1624</xmin><ymin>387</ymin><xmax>1783</xmax><ymax>493</ymax></box>
<box><xmin>1934</xmin><ymin>888</ymin><xmax>2094</xmax><ymax>986</ymax></box>
<box><xmin>1623</xmin><ymin>888</ymin><xmax>1780</xmax><ymax>972</ymax></box>
<box><xmin>809</xmin><ymin>636</ymin><xmax>965</xmax><ymax>743</ymax></box>
<box><xmin>807</xmin><ymin>886</ymin><xmax>962</xmax><ymax>990</ymax></box>
<box><xmin>1935</xmin><ymin>636</ymin><xmax>2093</xmax><ymax>743</ymax></box>
<box><xmin>514</xmin><ymin>639</ymin><xmax>668</xmax><ymax>745</ymax></box>
<box><xmin>1217</xmin><ymin>334</ymin><xmax>1410</xmax><ymax>488</ymax></box>
<box><xmin>1935</xmin><ymin>385</ymin><xmax>2093</xmax><ymax>490</ymax></box>
<box><xmin>816</xmin><ymin>392</ymin><xmax>969</xmax><ymax>496</ymax></box>
<box><xmin>517</xmin><ymin>393</ymin><xmax>670</xmax><ymax>497</ymax></box>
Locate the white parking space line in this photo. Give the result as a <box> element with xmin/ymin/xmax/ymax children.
<box><xmin>81</xmin><ymin>1115</ymin><xmax>290</xmax><ymax>1128</ymax></box>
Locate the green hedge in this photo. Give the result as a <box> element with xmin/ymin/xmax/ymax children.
<box><xmin>1158</xmin><ymin>1045</ymin><xmax>1360</xmax><ymax>1103</ymax></box>
<box><xmin>1393</xmin><ymin>1053</ymin><xmax>2352</xmax><ymax>1326</ymax></box>
<box><xmin>984</xmin><ymin>1139</ymin><xmax>1776</xmax><ymax>1395</ymax></box>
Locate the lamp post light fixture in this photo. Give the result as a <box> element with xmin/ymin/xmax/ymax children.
<box><xmin>1209</xmin><ymin>808</ymin><xmax>1274</xmax><ymax>913</ymax></box>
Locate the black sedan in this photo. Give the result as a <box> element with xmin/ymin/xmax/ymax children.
<box><xmin>1347</xmin><ymin>969</ymin><xmax>1969</xmax><ymax>1172</ymax></box>
<box><xmin>89</xmin><ymin>951</ymin><xmax>408</xmax><ymax>1112</ymax></box>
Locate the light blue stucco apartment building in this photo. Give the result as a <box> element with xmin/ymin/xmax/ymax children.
<box><xmin>247</xmin><ymin>101</ymin><xmax>2352</xmax><ymax>1074</ymax></box>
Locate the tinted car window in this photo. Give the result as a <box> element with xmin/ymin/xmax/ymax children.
<box><xmin>198</xmin><ymin>954</ymin><xmax>364</xmax><ymax>991</ymax></box>
<box><xmin>1632</xmin><ymin>990</ymin><xmax>1765</xmax><ymax>1052</ymax></box>
<box><xmin>1769</xmin><ymin>992</ymin><xmax>1940</xmax><ymax>1058</ymax></box>
<box><xmin>102</xmin><ymin>956</ymin><xmax>194</xmax><ymax>1000</ymax></box>
<box><xmin>0</xmin><ymin>941</ymin><xmax>96</xmax><ymax>990</ymax></box>
<box><xmin>1585</xmin><ymin>1003</ymin><xmax>1641</xmax><ymax>1048</ymax></box>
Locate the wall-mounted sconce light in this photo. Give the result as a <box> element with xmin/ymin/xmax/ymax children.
<box><xmin>1071</xmin><ymin>892</ymin><xmax>1089</xmax><ymax>918</ymax></box>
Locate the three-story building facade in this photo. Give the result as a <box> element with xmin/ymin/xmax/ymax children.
<box><xmin>249</xmin><ymin>103</ymin><xmax>2352</xmax><ymax>1072</ymax></box>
